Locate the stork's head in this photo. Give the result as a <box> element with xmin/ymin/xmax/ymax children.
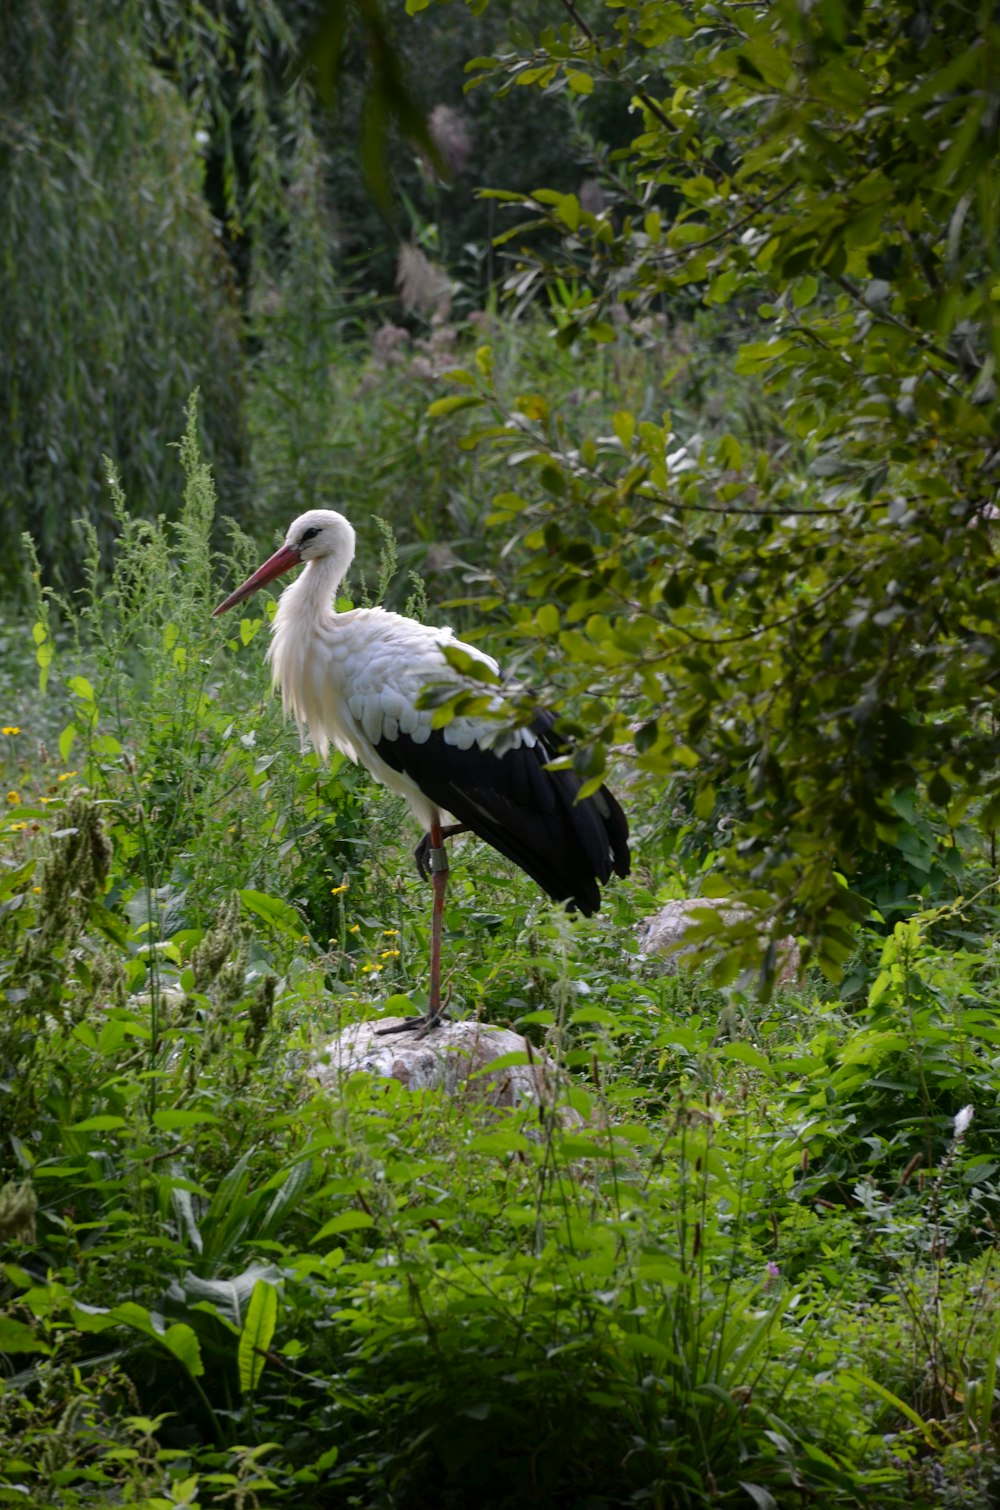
<box><xmin>212</xmin><ymin>509</ymin><xmax>356</xmax><ymax>617</ymax></box>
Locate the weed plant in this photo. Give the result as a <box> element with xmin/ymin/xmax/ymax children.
<box><xmin>1</xmin><ymin>409</ymin><xmax>1000</xmax><ymax>1506</ymax></box>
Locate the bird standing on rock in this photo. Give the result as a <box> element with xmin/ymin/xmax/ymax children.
<box><xmin>213</xmin><ymin>509</ymin><xmax>630</xmax><ymax>1032</ymax></box>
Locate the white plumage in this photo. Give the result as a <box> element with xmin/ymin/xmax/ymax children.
<box><xmin>265</xmin><ymin>517</ymin><xmax>535</xmax><ymax>827</ymax></box>
<box><xmin>214</xmin><ymin>508</ymin><xmax>630</xmax><ymax>1029</ymax></box>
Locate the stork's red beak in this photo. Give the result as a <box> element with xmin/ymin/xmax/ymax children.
<box><xmin>212</xmin><ymin>543</ymin><xmax>301</xmax><ymax>617</ymax></box>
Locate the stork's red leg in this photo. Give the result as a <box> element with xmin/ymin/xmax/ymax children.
<box><xmin>376</xmin><ymin>817</ymin><xmax>450</xmax><ymax>1037</ymax></box>
<box><xmin>426</xmin><ymin>817</ymin><xmax>448</xmax><ymax>1023</ymax></box>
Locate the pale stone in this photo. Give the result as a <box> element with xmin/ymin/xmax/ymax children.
<box><xmin>310</xmin><ymin>1018</ymin><xmax>583</xmax><ymax>1123</ymax></box>
<box><xmin>638</xmin><ymin>898</ymin><xmax>801</xmax><ymax>987</ymax></box>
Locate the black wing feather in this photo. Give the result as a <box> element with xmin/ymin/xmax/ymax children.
<box><xmin>374</xmin><ymin>711</ymin><xmax>630</xmax><ymax>915</ymax></box>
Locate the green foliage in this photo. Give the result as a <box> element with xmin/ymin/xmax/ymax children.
<box><xmin>3</xmin><ymin>422</ymin><xmax>996</xmax><ymax>1497</ymax></box>
<box><xmin>410</xmin><ymin>0</ymin><xmax>1000</xmax><ymax>985</ymax></box>
<box><xmin>3</xmin><ymin>505</ymin><xmax>1000</xmax><ymax>1505</ymax></box>
<box><xmin>2</xmin><ymin>429</ymin><xmax>1000</xmax><ymax>1503</ymax></box>
<box><xmin>4</xmin><ymin>893</ymin><xmax>1000</xmax><ymax>1505</ymax></box>
<box><xmin>0</xmin><ymin>0</ymin><xmax>246</xmax><ymax>586</ymax></box>
<box><xmin>779</xmin><ymin>910</ymin><xmax>1000</xmax><ymax>1206</ymax></box>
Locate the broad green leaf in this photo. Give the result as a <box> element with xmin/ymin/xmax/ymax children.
<box><xmin>719</xmin><ymin>1043</ymin><xmax>773</xmax><ymax>1074</ymax></box>
<box><xmin>238</xmin><ymin>1279</ymin><xmax>279</xmax><ymax>1394</ymax></box>
<box><xmin>0</xmin><ymin>1318</ymin><xmax>50</xmax><ymax>1354</ymax></box>
<box><xmin>152</xmin><ymin>1109</ymin><xmax>221</xmax><ymax>1131</ymax></box>
<box><xmin>313</xmin><ymin>1211</ymin><xmax>375</xmax><ymax>1243</ymax></box>
<box><xmin>239</xmin><ymin>889</ymin><xmax>304</xmax><ymax>938</ymax></box>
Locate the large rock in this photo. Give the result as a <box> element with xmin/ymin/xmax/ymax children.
<box><xmin>310</xmin><ymin>1018</ymin><xmax>583</xmax><ymax>1122</ymax></box>
<box><xmin>638</xmin><ymin>898</ymin><xmax>801</xmax><ymax>987</ymax></box>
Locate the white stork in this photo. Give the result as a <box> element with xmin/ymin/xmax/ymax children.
<box><xmin>213</xmin><ymin>509</ymin><xmax>630</xmax><ymax>1032</ymax></box>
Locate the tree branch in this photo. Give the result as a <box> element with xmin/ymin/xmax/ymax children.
<box><xmin>556</xmin><ymin>0</ymin><xmax>677</xmax><ymax>134</ymax></box>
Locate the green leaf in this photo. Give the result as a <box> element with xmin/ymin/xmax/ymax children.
<box><xmin>83</xmin><ymin>1302</ymin><xmax>204</xmax><ymax>1378</ymax></box>
<box><xmin>159</xmin><ymin>1322</ymin><xmax>205</xmax><ymax>1377</ymax></box>
<box><xmin>239</xmin><ymin>889</ymin><xmax>304</xmax><ymax>938</ymax></box>
<box><xmin>792</xmin><ymin>275</ymin><xmax>818</xmax><ymax>307</ymax></box>
<box><xmin>843</xmin><ymin>1370</ymin><xmax>940</xmax><ymax>1447</ymax></box>
<box><xmin>470</xmin><ymin>1050</ymin><xmax>534</xmax><ymax>1075</ymax></box>
<box><xmin>694</xmin><ymin>784</ymin><xmax>716</xmax><ymax>819</ymax></box>
<box><xmin>612</xmin><ymin>410</ymin><xmax>635</xmax><ymax>447</ymax></box>
<box><xmin>0</xmin><ymin>1318</ymin><xmax>50</xmax><ymax>1354</ymax></box>
<box><xmin>313</xmin><ymin>1211</ymin><xmax>375</xmax><ymax>1243</ymax></box>
<box><xmin>152</xmin><ymin>1110</ymin><xmax>222</xmax><ymax>1131</ymax></box>
<box><xmin>238</xmin><ymin>1280</ymin><xmax>278</xmax><ymax>1395</ymax></box>
<box><xmin>719</xmin><ymin>1043</ymin><xmax>773</xmax><ymax>1074</ymax></box>
<box><xmin>739</xmin><ymin>1480</ymin><xmax>778</xmax><ymax>1510</ymax></box>
<box><xmin>426</xmin><ymin>394</ymin><xmax>485</xmax><ymax>418</ymax></box>
<box><xmin>535</xmin><ymin>192</ymin><xmax>580</xmax><ymax>231</ymax></box>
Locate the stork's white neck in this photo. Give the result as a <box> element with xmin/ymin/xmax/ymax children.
<box><xmin>267</xmin><ymin>550</ymin><xmax>352</xmax><ymax>755</ymax></box>
<box><xmin>276</xmin><ymin>552</ymin><xmax>347</xmax><ymax>632</ymax></box>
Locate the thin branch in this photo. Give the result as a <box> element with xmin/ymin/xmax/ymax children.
<box><xmin>834</xmin><ymin>274</ymin><xmax>962</xmax><ymax>378</ymax></box>
<box><xmin>493</xmin><ymin>406</ymin><xmax>850</xmax><ymax>516</ymax></box>
<box><xmin>646</xmin><ymin>564</ymin><xmax>867</xmax><ymax>650</ymax></box>
<box><xmin>648</xmin><ymin>183</ymin><xmax>795</xmax><ymax>264</ymax></box>
<box><xmin>556</xmin><ymin>0</ymin><xmax>677</xmax><ymax>134</ymax></box>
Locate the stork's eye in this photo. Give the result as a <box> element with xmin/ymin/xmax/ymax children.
<box><xmin>299</xmin><ymin>526</ymin><xmax>321</xmax><ymax>546</ymax></box>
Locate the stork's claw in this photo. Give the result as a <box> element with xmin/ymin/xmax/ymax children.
<box><xmin>375</xmin><ymin>1011</ymin><xmax>448</xmax><ymax>1039</ymax></box>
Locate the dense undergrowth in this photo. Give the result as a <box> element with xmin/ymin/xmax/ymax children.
<box><xmin>2</xmin><ymin>391</ymin><xmax>1000</xmax><ymax>1509</ymax></box>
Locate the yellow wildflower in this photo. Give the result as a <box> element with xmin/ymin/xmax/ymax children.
<box><xmin>382</xmin><ymin>928</ymin><xmax>398</xmax><ymax>937</ymax></box>
<box><xmin>2</xmin><ymin>726</ymin><xmax>20</xmax><ymax>736</ymax></box>
<box><xmin>57</xmin><ymin>771</ymin><xmax>78</xmax><ymax>782</ymax></box>
<box><xmin>348</xmin><ymin>924</ymin><xmax>360</xmax><ymax>935</ymax></box>
<box><xmin>8</xmin><ymin>822</ymin><xmax>26</xmax><ymax>832</ymax></box>
<box><xmin>32</xmin><ymin>886</ymin><xmax>41</xmax><ymax>893</ymax></box>
<box><xmin>6</xmin><ymin>791</ymin><xmax>20</xmax><ymax>805</ymax></box>
<box><xmin>379</xmin><ymin>949</ymin><xmax>400</xmax><ymax>960</ymax></box>
<box><xmin>330</xmin><ymin>882</ymin><xmax>349</xmax><ymax>895</ymax></box>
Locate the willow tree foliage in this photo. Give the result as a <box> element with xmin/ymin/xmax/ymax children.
<box><xmin>0</xmin><ymin>4</ymin><xmax>237</xmax><ymax>578</ymax></box>
<box><xmin>0</xmin><ymin>0</ymin><xmax>320</xmax><ymax>586</ymax></box>
<box><xmin>417</xmin><ymin>0</ymin><xmax>1000</xmax><ymax>979</ymax></box>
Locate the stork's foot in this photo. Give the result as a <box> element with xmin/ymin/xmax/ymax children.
<box><xmin>375</xmin><ymin>1011</ymin><xmax>448</xmax><ymax>1039</ymax></box>
<box><xmin>414</xmin><ymin>824</ymin><xmax>466</xmax><ymax>882</ymax></box>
